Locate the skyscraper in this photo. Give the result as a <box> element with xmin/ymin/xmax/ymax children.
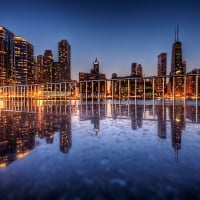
<box><xmin>14</xmin><ymin>36</ymin><xmax>34</xmax><ymax>84</ymax></box>
<box><xmin>158</xmin><ymin>53</ymin><xmax>167</xmax><ymax>77</ymax></box>
<box><xmin>171</xmin><ymin>27</ymin><xmax>183</xmax><ymax>76</ymax></box>
<box><xmin>58</xmin><ymin>40</ymin><xmax>71</xmax><ymax>81</ymax></box>
<box><xmin>43</xmin><ymin>50</ymin><xmax>54</xmax><ymax>83</ymax></box>
<box><xmin>131</xmin><ymin>63</ymin><xmax>137</xmax><ymax>76</ymax></box>
<box><xmin>93</xmin><ymin>57</ymin><xmax>99</xmax><ymax>74</ymax></box>
<box><xmin>0</xmin><ymin>26</ymin><xmax>15</xmax><ymax>85</ymax></box>
<box><xmin>170</xmin><ymin>26</ymin><xmax>185</xmax><ymax>96</ymax></box>
<box><xmin>156</xmin><ymin>53</ymin><xmax>167</xmax><ymax>96</ymax></box>
<box><xmin>36</xmin><ymin>55</ymin><xmax>44</xmax><ymax>83</ymax></box>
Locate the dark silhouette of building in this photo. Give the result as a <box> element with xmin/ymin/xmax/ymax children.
<box><xmin>131</xmin><ymin>63</ymin><xmax>137</xmax><ymax>76</ymax></box>
<box><xmin>156</xmin><ymin>105</ymin><xmax>166</xmax><ymax>138</ymax></box>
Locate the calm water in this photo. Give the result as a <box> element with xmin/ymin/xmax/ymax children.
<box><xmin>0</xmin><ymin>99</ymin><xmax>200</xmax><ymax>200</ymax></box>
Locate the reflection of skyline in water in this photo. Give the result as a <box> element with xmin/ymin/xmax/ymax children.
<box><xmin>0</xmin><ymin>108</ymin><xmax>72</xmax><ymax>168</ymax></box>
<box><xmin>1</xmin><ymin>99</ymin><xmax>200</xmax><ymax>167</ymax></box>
<box><xmin>79</xmin><ymin>100</ymin><xmax>200</xmax><ymax>163</ymax></box>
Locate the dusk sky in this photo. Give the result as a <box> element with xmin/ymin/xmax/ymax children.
<box><xmin>1</xmin><ymin>0</ymin><xmax>200</xmax><ymax>80</ymax></box>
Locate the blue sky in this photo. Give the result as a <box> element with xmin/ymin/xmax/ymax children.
<box><xmin>1</xmin><ymin>0</ymin><xmax>200</xmax><ymax>80</ymax></box>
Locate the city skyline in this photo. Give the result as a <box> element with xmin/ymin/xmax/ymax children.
<box><xmin>1</xmin><ymin>0</ymin><xmax>200</xmax><ymax>80</ymax></box>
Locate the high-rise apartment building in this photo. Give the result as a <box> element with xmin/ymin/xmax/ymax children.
<box><xmin>53</xmin><ymin>62</ymin><xmax>61</xmax><ymax>83</ymax></box>
<box><xmin>58</xmin><ymin>40</ymin><xmax>71</xmax><ymax>81</ymax></box>
<box><xmin>36</xmin><ymin>55</ymin><xmax>44</xmax><ymax>83</ymax></box>
<box><xmin>14</xmin><ymin>36</ymin><xmax>34</xmax><ymax>84</ymax></box>
<box><xmin>156</xmin><ymin>53</ymin><xmax>167</xmax><ymax>95</ymax></box>
<box><xmin>43</xmin><ymin>50</ymin><xmax>54</xmax><ymax>83</ymax></box>
<box><xmin>0</xmin><ymin>26</ymin><xmax>15</xmax><ymax>85</ymax></box>
<box><xmin>158</xmin><ymin>53</ymin><xmax>167</xmax><ymax>76</ymax></box>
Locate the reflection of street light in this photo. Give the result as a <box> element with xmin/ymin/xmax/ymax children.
<box><xmin>0</xmin><ymin>100</ymin><xmax>4</xmax><ymax>109</ymax></box>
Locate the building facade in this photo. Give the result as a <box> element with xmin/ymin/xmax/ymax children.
<box><xmin>43</xmin><ymin>50</ymin><xmax>54</xmax><ymax>83</ymax></box>
<box><xmin>170</xmin><ymin>27</ymin><xmax>185</xmax><ymax>96</ymax></box>
<box><xmin>156</xmin><ymin>53</ymin><xmax>167</xmax><ymax>96</ymax></box>
<box><xmin>0</xmin><ymin>26</ymin><xmax>15</xmax><ymax>85</ymax></box>
<box><xmin>131</xmin><ymin>63</ymin><xmax>137</xmax><ymax>76</ymax></box>
<box><xmin>14</xmin><ymin>36</ymin><xmax>34</xmax><ymax>84</ymax></box>
<box><xmin>58</xmin><ymin>40</ymin><xmax>71</xmax><ymax>81</ymax></box>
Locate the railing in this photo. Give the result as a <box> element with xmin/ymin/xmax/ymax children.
<box><xmin>0</xmin><ymin>74</ymin><xmax>199</xmax><ymax>101</ymax></box>
<box><xmin>0</xmin><ymin>82</ymin><xmax>77</xmax><ymax>100</ymax></box>
<box><xmin>79</xmin><ymin>74</ymin><xmax>200</xmax><ymax>102</ymax></box>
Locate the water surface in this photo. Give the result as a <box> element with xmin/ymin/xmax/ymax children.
<box><xmin>0</xmin><ymin>99</ymin><xmax>200</xmax><ymax>200</ymax></box>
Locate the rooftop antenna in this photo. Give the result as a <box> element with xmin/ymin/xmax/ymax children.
<box><xmin>175</xmin><ymin>28</ymin><xmax>177</xmax><ymax>42</ymax></box>
<box><xmin>177</xmin><ymin>24</ymin><xmax>179</xmax><ymax>41</ymax></box>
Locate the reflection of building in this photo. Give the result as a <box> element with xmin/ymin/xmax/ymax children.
<box><xmin>79</xmin><ymin>103</ymin><xmax>105</xmax><ymax>133</ymax></box>
<box><xmin>130</xmin><ymin>104</ymin><xmax>143</xmax><ymax>129</ymax></box>
<box><xmin>110</xmin><ymin>103</ymin><xmax>143</xmax><ymax>129</ymax></box>
<box><xmin>169</xmin><ymin>104</ymin><xmax>185</xmax><ymax>162</ymax></box>
<box><xmin>0</xmin><ymin>112</ymin><xmax>36</xmax><ymax>167</ymax></box>
<box><xmin>60</xmin><ymin>115</ymin><xmax>72</xmax><ymax>153</ymax></box>
<box><xmin>0</xmin><ymin>26</ymin><xmax>15</xmax><ymax>86</ymax></box>
<box><xmin>186</xmin><ymin>104</ymin><xmax>200</xmax><ymax>123</ymax></box>
<box><xmin>0</xmin><ymin>103</ymin><xmax>74</xmax><ymax>167</ymax></box>
<box><xmin>156</xmin><ymin>105</ymin><xmax>166</xmax><ymax>138</ymax></box>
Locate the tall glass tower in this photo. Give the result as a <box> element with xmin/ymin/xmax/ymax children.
<box><xmin>170</xmin><ymin>26</ymin><xmax>185</xmax><ymax>96</ymax></box>
<box><xmin>58</xmin><ymin>40</ymin><xmax>71</xmax><ymax>81</ymax></box>
<box><xmin>14</xmin><ymin>36</ymin><xmax>34</xmax><ymax>84</ymax></box>
<box><xmin>0</xmin><ymin>26</ymin><xmax>15</xmax><ymax>85</ymax></box>
<box><xmin>156</xmin><ymin>53</ymin><xmax>167</xmax><ymax>95</ymax></box>
<box><xmin>171</xmin><ymin>28</ymin><xmax>183</xmax><ymax>76</ymax></box>
<box><xmin>43</xmin><ymin>50</ymin><xmax>54</xmax><ymax>83</ymax></box>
